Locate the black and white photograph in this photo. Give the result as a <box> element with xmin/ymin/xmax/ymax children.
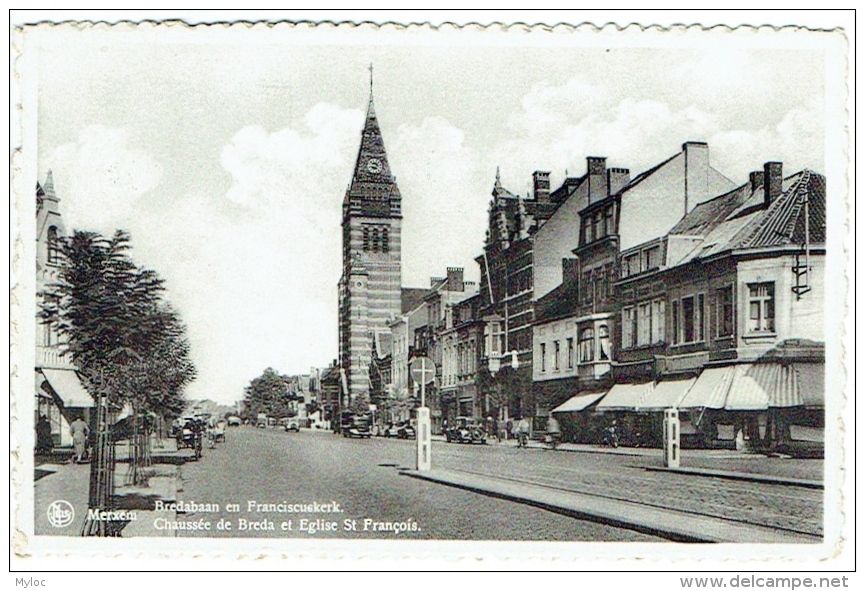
<box><xmin>9</xmin><ymin>11</ymin><xmax>853</xmax><ymax>572</ymax></box>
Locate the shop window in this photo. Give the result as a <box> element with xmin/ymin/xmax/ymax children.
<box><xmin>748</xmin><ymin>283</ymin><xmax>775</xmax><ymax>333</ymax></box>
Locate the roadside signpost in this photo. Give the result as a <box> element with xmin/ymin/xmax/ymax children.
<box><xmin>409</xmin><ymin>356</ymin><xmax>435</xmax><ymax>471</ymax></box>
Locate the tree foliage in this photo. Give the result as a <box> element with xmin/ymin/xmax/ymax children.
<box><xmin>40</xmin><ymin>230</ymin><xmax>196</xmax><ymax>416</ymax></box>
<box><xmin>244</xmin><ymin>368</ymin><xmax>295</xmax><ymax>419</ymax></box>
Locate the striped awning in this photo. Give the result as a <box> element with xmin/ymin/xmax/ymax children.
<box><xmin>725</xmin><ymin>364</ymin><xmax>771</xmax><ymax>410</ymax></box>
<box><xmin>678</xmin><ymin>367</ymin><xmax>734</xmax><ymax>409</ymax></box>
<box><xmin>551</xmin><ymin>392</ymin><xmax>606</xmax><ymax>413</ymax></box>
<box><xmin>795</xmin><ymin>363</ymin><xmax>825</xmax><ymax>408</ymax></box>
<box><xmin>40</xmin><ymin>368</ymin><xmax>94</xmax><ymax>408</ymax></box>
<box><xmin>596</xmin><ymin>382</ymin><xmax>653</xmax><ymax>411</ymax></box>
<box><xmin>639</xmin><ymin>377</ymin><xmax>695</xmax><ymax>411</ymax></box>
<box><xmin>678</xmin><ymin>363</ymin><xmax>825</xmax><ymax>411</ymax></box>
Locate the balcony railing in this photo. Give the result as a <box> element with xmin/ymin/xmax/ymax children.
<box><xmin>36</xmin><ymin>346</ymin><xmax>75</xmax><ymax>369</ymax></box>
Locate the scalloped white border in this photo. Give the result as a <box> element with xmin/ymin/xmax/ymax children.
<box><xmin>8</xmin><ymin>11</ymin><xmax>854</xmax><ymax>571</ymax></box>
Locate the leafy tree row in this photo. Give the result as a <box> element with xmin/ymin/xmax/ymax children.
<box><xmin>40</xmin><ymin>230</ymin><xmax>196</xmax><ymax>483</ymax></box>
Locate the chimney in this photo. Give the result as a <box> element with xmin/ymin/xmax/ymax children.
<box><xmin>683</xmin><ymin>141</ymin><xmax>709</xmax><ymax>214</ymax></box>
<box><xmin>749</xmin><ymin>170</ymin><xmax>764</xmax><ymax>194</ymax></box>
<box><xmin>430</xmin><ymin>276</ymin><xmax>444</xmax><ymax>288</ymax></box>
<box><xmin>533</xmin><ymin>171</ymin><xmax>551</xmax><ymax>203</ymax></box>
<box><xmin>764</xmin><ymin>162</ymin><xmax>783</xmax><ymax>205</ymax></box>
<box><xmin>446</xmin><ymin>267</ymin><xmax>464</xmax><ymax>291</ymax></box>
<box><xmin>607</xmin><ymin>167</ymin><xmax>630</xmax><ymax>196</ymax></box>
<box><xmin>587</xmin><ymin>157</ymin><xmax>608</xmax><ymax>204</ymax></box>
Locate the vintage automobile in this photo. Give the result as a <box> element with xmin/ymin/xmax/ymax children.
<box><xmin>444</xmin><ymin>416</ymin><xmax>487</xmax><ymax>444</ymax></box>
<box><xmin>341</xmin><ymin>413</ymin><xmax>372</xmax><ymax>438</ymax></box>
<box><xmin>383</xmin><ymin>421</ymin><xmax>416</xmax><ymax>439</ymax></box>
<box><xmin>226</xmin><ymin>416</ymin><xmax>242</xmax><ymax>427</ymax></box>
<box><xmin>284</xmin><ymin>418</ymin><xmax>300</xmax><ymax>432</ymax></box>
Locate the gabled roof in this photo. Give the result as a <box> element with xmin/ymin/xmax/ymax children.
<box><xmin>401</xmin><ymin>287</ymin><xmax>432</xmax><ymax>314</ymax></box>
<box><xmin>535</xmin><ymin>275</ymin><xmax>580</xmax><ymax>323</ymax></box>
<box><xmin>680</xmin><ymin>169</ymin><xmax>825</xmax><ymax>262</ymax></box>
<box><xmin>669</xmin><ymin>182</ymin><xmax>754</xmax><ymax>237</ymax></box>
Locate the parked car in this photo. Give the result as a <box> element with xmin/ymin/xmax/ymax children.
<box><xmin>445</xmin><ymin>417</ymin><xmax>487</xmax><ymax>444</ymax></box>
<box><xmin>226</xmin><ymin>416</ymin><xmax>242</xmax><ymax>427</ymax></box>
<box><xmin>341</xmin><ymin>413</ymin><xmax>372</xmax><ymax>438</ymax></box>
<box><xmin>285</xmin><ymin>418</ymin><xmax>300</xmax><ymax>432</ymax></box>
<box><xmin>383</xmin><ymin>421</ymin><xmax>416</xmax><ymax>439</ymax></box>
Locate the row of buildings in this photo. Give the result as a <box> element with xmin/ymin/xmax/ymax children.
<box><xmin>333</xmin><ymin>85</ymin><xmax>826</xmax><ymax>451</ymax></box>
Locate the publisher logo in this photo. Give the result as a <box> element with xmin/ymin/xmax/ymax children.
<box><xmin>47</xmin><ymin>500</ymin><xmax>74</xmax><ymax>528</ymax></box>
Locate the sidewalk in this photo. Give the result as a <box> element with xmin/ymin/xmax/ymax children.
<box><xmin>434</xmin><ymin>436</ymin><xmax>823</xmax><ymax>484</ymax></box>
<box><xmin>34</xmin><ymin>438</ymin><xmax>182</xmax><ymax>537</ymax></box>
<box><xmin>402</xmin><ymin>468</ymin><xmax>820</xmax><ymax>543</ymax></box>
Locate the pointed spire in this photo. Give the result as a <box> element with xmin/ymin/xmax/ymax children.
<box><xmin>367</xmin><ymin>62</ymin><xmax>376</xmax><ymax>118</ymax></box>
<box><xmin>42</xmin><ymin>170</ymin><xmax>57</xmax><ymax>200</ymax></box>
<box><xmin>495</xmin><ymin>166</ymin><xmax>501</xmax><ymax>188</ymax></box>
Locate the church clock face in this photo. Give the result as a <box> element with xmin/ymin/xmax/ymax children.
<box><xmin>366</xmin><ymin>158</ymin><xmax>383</xmax><ymax>174</ymax></box>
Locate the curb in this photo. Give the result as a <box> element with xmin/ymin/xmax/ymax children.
<box><xmin>644</xmin><ymin>465</ymin><xmax>823</xmax><ymax>489</ymax></box>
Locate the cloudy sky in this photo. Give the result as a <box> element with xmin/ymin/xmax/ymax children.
<box><xmin>26</xmin><ymin>22</ymin><xmax>832</xmax><ymax>404</ymax></box>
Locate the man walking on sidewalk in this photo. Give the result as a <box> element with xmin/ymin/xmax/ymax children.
<box><xmin>70</xmin><ymin>416</ymin><xmax>89</xmax><ymax>464</ymax></box>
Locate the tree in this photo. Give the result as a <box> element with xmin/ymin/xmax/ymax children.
<box><xmin>40</xmin><ymin>230</ymin><xmax>196</xmax><ymax>489</ymax></box>
<box><xmin>243</xmin><ymin>368</ymin><xmax>294</xmax><ymax>419</ymax></box>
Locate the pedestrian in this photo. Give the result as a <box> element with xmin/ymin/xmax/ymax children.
<box><xmin>516</xmin><ymin>416</ymin><xmax>530</xmax><ymax>448</ymax></box>
<box><xmin>546</xmin><ymin>413</ymin><xmax>561</xmax><ymax>449</ymax></box>
<box><xmin>36</xmin><ymin>414</ymin><xmax>53</xmax><ymax>455</ymax></box>
<box><xmin>505</xmin><ymin>419</ymin><xmax>513</xmax><ymax>441</ymax></box>
<box><xmin>70</xmin><ymin>415</ymin><xmax>89</xmax><ymax>464</ymax></box>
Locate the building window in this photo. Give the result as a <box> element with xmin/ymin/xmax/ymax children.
<box><xmin>643</xmin><ymin>246</ymin><xmax>660</xmax><ymax>271</ymax></box>
<box><xmin>622</xmin><ymin>306</ymin><xmax>635</xmax><ymax>349</ymax></box>
<box><xmin>598</xmin><ymin>323</ymin><xmax>610</xmax><ymax>360</ymax></box>
<box><xmin>593</xmin><ymin>211</ymin><xmax>603</xmax><ymax>240</ymax></box>
<box><xmin>604</xmin><ymin>206</ymin><xmax>614</xmax><ymax>236</ymax></box>
<box><xmin>540</xmin><ymin>343</ymin><xmax>547</xmax><ymax>372</ymax></box>
<box><xmin>47</xmin><ymin>226</ymin><xmax>60</xmax><ymax>265</ymax></box>
<box><xmin>637</xmin><ymin>302</ymin><xmax>652</xmax><ymax>345</ymax></box>
<box><xmin>716</xmin><ymin>286</ymin><xmax>734</xmax><ymax>337</ymax></box>
<box><xmin>382</xmin><ymin>227</ymin><xmax>389</xmax><ymax>253</ymax></box>
<box><xmin>554</xmin><ymin>340</ymin><xmax>561</xmax><ymax>370</ymax></box>
<box><xmin>748</xmin><ymin>283</ymin><xmax>775</xmax><ymax>333</ymax></box>
<box><xmin>567</xmin><ymin>337</ymin><xmax>574</xmax><ymax>368</ymax></box>
<box><xmin>579</xmin><ymin>327</ymin><xmax>595</xmax><ymax>362</ymax></box>
<box><xmin>623</xmin><ymin>253</ymin><xmax>639</xmax><ymax>278</ymax></box>
<box><xmin>674</xmin><ymin>294</ymin><xmax>705</xmax><ymax>344</ymax></box>
<box><xmin>362</xmin><ymin>227</ymin><xmax>370</xmax><ymax>251</ymax></box>
<box><xmin>651</xmin><ymin>299</ymin><xmax>666</xmax><ymax>343</ymax></box>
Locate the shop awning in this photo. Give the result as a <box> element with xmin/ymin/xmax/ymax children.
<box><xmin>639</xmin><ymin>377</ymin><xmax>695</xmax><ymax>411</ymax></box>
<box><xmin>551</xmin><ymin>392</ymin><xmax>606</xmax><ymax>413</ymax></box>
<box><xmin>724</xmin><ymin>364</ymin><xmax>770</xmax><ymax>410</ymax></box>
<box><xmin>678</xmin><ymin>367</ymin><xmax>735</xmax><ymax>409</ymax></box>
<box><xmin>596</xmin><ymin>382</ymin><xmax>653</xmax><ymax>411</ymax></box>
<box><xmin>795</xmin><ymin>363</ymin><xmax>825</xmax><ymax>409</ymax></box>
<box><xmin>40</xmin><ymin>368</ymin><xmax>94</xmax><ymax>408</ymax></box>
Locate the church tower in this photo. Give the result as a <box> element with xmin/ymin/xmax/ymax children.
<box><xmin>338</xmin><ymin>73</ymin><xmax>402</xmax><ymax>405</ymax></box>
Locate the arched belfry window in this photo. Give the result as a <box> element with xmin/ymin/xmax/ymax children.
<box><xmin>372</xmin><ymin>228</ymin><xmax>380</xmax><ymax>252</ymax></box>
<box><xmin>47</xmin><ymin>226</ymin><xmax>60</xmax><ymax>265</ymax></box>
<box><xmin>382</xmin><ymin>227</ymin><xmax>389</xmax><ymax>253</ymax></box>
<box><xmin>363</xmin><ymin>227</ymin><xmax>370</xmax><ymax>251</ymax></box>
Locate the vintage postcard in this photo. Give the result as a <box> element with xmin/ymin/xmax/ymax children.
<box><xmin>9</xmin><ymin>12</ymin><xmax>853</xmax><ymax>571</ymax></box>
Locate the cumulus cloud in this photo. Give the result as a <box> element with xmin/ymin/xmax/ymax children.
<box><xmin>43</xmin><ymin>125</ymin><xmax>163</xmax><ymax>231</ymax></box>
<box><xmin>391</xmin><ymin>116</ymin><xmax>487</xmax><ymax>286</ymax></box>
